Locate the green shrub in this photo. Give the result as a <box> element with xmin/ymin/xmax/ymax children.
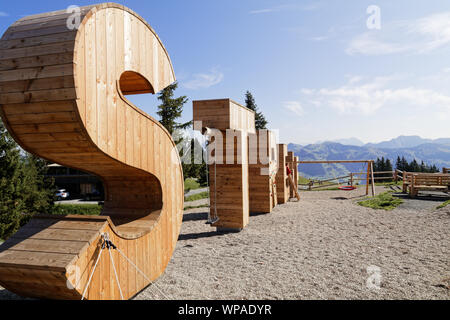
<box><xmin>358</xmin><ymin>192</ymin><xmax>403</xmax><ymax>211</ymax></box>
<box><xmin>185</xmin><ymin>191</ymin><xmax>209</xmax><ymax>202</ymax></box>
<box><xmin>184</xmin><ymin>178</ymin><xmax>200</xmax><ymax>192</ymax></box>
<box><xmin>52</xmin><ymin>204</ymin><xmax>102</xmax><ymax>216</ymax></box>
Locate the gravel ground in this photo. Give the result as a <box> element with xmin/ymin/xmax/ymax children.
<box><xmin>135</xmin><ymin>186</ymin><xmax>449</xmax><ymax>300</ymax></box>
<box><xmin>1</xmin><ymin>186</ymin><xmax>449</xmax><ymax>300</ymax></box>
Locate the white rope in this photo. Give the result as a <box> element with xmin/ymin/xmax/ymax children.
<box><xmin>108</xmin><ymin>246</ymin><xmax>124</xmax><ymax>300</ymax></box>
<box><xmin>81</xmin><ymin>244</ymin><xmax>104</xmax><ymax>300</ymax></box>
<box><xmin>115</xmin><ymin>247</ymin><xmax>170</xmax><ymax>300</ymax></box>
<box><xmin>80</xmin><ymin>233</ymin><xmax>170</xmax><ymax>300</ymax></box>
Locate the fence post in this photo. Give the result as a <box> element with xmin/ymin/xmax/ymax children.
<box><xmin>366</xmin><ymin>162</ymin><xmax>370</xmax><ymax>196</ymax></box>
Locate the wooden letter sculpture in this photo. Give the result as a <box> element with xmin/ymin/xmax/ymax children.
<box><xmin>276</xmin><ymin>144</ymin><xmax>289</xmax><ymax>204</ymax></box>
<box><xmin>248</xmin><ymin>130</ymin><xmax>278</xmax><ymax>213</ymax></box>
<box><xmin>193</xmin><ymin>99</ymin><xmax>255</xmax><ymax>231</ymax></box>
<box><xmin>0</xmin><ymin>4</ymin><xmax>183</xmax><ymax>300</ymax></box>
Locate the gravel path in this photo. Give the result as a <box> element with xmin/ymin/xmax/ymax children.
<box><xmin>135</xmin><ymin>186</ymin><xmax>449</xmax><ymax>300</ymax></box>
<box><xmin>1</xmin><ymin>186</ymin><xmax>448</xmax><ymax>300</ymax></box>
<box><xmin>184</xmin><ymin>187</ymin><xmax>208</xmax><ymax>197</ymax></box>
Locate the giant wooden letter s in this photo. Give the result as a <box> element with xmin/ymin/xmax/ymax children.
<box><xmin>0</xmin><ymin>4</ymin><xmax>184</xmax><ymax>300</ymax></box>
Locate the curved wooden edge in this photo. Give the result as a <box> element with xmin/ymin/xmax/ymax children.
<box><xmin>73</xmin><ymin>3</ymin><xmax>176</xmax><ymax>82</ymax></box>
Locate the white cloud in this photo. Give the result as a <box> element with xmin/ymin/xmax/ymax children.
<box><xmin>283</xmin><ymin>101</ymin><xmax>304</xmax><ymax>117</ymax></box>
<box><xmin>310</xmin><ymin>36</ymin><xmax>328</xmax><ymax>42</ymax></box>
<box><xmin>182</xmin><ymin>68</ymin><xmax>224</xmax><ymax>90</ymax></box>
<box><xmin>0</xmin><ymin>12</ymin><xmax>9</xmax><ymax>17</ymax></box>
<box><xmin>347</xmin><ymin>12</ymin><xmax>450</xmax><ymax>55</ymax></box>
<box><xmin>299</xmin><ymin>75</ymin><xmax>450</xmax><ymax>115</ymax></box>
<box><xmin>347</xmin><ymin>75</ymin><xmax>364</xmax><ymax>84</ymax></box>
<box><xmin>250</xmin><ymin>8</ymin><xmax>276</xmax><ymax>14</ymax></box>
<box><xmin>250</xmin><ymin>3</ymin><xmax>321</xmax><ymax>15</ymax></box>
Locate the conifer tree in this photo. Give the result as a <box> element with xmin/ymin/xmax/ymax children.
<box><xmin>245</xmin><ymin>91</ymin><xmax>268</xmax><ymax>130</ymax></box>
<box><xmin>0</xmin><ymin>120</ymin><xmax>54</xmax><ymax>240</ymax></box>
<box><xmin>156</xmin><ymin>82</ymin><xmax>190</xmax><ymax>135</ymax></box>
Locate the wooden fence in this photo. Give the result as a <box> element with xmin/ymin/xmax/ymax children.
<box><xmin>299</xmin><ymin>170</ymin><xmax>399</xmax><ymax>191</ymax></box>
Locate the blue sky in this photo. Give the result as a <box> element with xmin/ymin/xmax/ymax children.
<box><xmin>1</xmin><ymin>0</ymin><xmax>450</xmax><ymax>145</ymax></box>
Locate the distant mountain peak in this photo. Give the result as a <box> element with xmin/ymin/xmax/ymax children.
<box><xmin>332</xmin><ymin>137</ymin><xmax>365</xmax><ymax>147</ymax></box>
<box><xmin>365</xmin><ymin>135</ymin><xmax>450</xmax><ymax>149</ymax></box>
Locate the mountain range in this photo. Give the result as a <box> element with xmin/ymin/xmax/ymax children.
<box><xmin>289</xmin><ymin>135</ymin><xmax>450</xmax><ymax>179</ymax></box>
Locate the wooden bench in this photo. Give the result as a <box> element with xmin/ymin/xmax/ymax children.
<box><xmin>409</xmin><ymin>173</ymin><xmax>450</xmax><ymax>197</ymax></box>
<box><xmin>402</xmin><ymin>172</ymin><xmax>414</xmax><ymax>193</ymax></box>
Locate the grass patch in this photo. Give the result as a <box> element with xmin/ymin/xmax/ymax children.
<box><xmin>436</xmin><ymin>200</ymin><xmax>450</xmax><ymax>210</ymax></box>
<box><xmin>185</xmin><ymin>178</ymin><xmax>201</xmax><ymax>192</ymax></box>
<box><xmin>185</xmin><ymin>191</ymin><xmax>209</xmax><ymax>202</ymax></box>
<box><xmin>298</xmin><ymin>176</ymin><xmax>311</xmax><ymax>184</ymax></box>
<box><xmin>184</xmin><ymin>204</ymin><xmax>209</xmax><ymax>210</ymax></box>
<box><xmin>375</xmin><ymin>180</ymin><xmax>402</xmax><ymax>187</ymax></box>
<box><xmin>358</xmin><ymin>192</ymin><xmax>403</xmax><ymax>211</ymax></box>
<box><xmin>52</xmin><ymin>204</ymin><xmax>102</xmax><ymax>216</ymax></box>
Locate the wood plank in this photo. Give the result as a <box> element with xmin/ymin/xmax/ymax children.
<box><xmin>0</xmin><ymin>250</ymin><xmax>76</xmax><ymax>272</ymax></box>
<box><xmin>11</xmin><ymin>227</ymin><xmax>99</xmax><ymax>243</ymax></box>
<box><xmin>0</xmin><ymin>41</ymin><xmax>74</xmax><ymax>60</ymax></box>
<box><xmin>0</xmin><ymin>52</ymin><xmax>74</xmax><ymax>71</ymax></box>
<box><xmin>1</xmin><ymin>238</ymin><xmax>88</xmax><ymax>255</ymax></box>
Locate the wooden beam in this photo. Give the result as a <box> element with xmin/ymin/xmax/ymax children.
<box><xmin>295</xmin><ymin>160</ymin><xmax>371</xmax><ymax>164</ymax></box>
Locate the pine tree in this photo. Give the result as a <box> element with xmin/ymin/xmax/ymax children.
<box><xmin>385</xmin><ymin>159</ymin><xmax>393</xmax><ymax>172</ymax></box>
<box><xmin>21</xmin><ymin>154</ymin><xmax>55</xmax><ymax>218</ymax></box>
<box><xmin>156</xmin><ymin>82</ymin><xmax>190</xmax><ymax>136</ymax></box>
<box><xmin>0</xmin><ymin>119</ymin><xmax>24</xmax><ymax>239</ymax></box>
<box><xmin>395</xmin><ymin>156</ymin><xmax>402</xmax><ymax>170</ymax></box>
<box><xmin>410</xmin><ymin>159</ymin><xmax>420</xmax><ymax>172</ymax></box>
<box><xmin>245</xmin><ymin>91</ymin><xmax>268</xmax><ymax>130</ymax></box>
<box><xmin>420</xmin><ymin>160</ymin><xmax>426</xmax><ymax>172</ymax></box>
<box><xmin>156</xmin><ymin>82</ymin><xmax>200</xmax><ymax>180</ymax></box>
<box><xmin>0</xmin><ymin>120</ymin><xmax>55</xmax><ymax>240</ymax></box>
<box><xmin>401</xmin><ymin>157</ymin><xmax>409</xmax><ymax>171</ymax></box>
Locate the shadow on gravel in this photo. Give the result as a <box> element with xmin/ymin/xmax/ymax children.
<box><xmin>393</xmin><ymin>192</ymin><xmax>450</xmax><ymax>211</ymax></box>
<box><xmin>178</xmin><ymin>231</ymin><xmax>229</xmax><ymax>241</ymax></box>
<box><xmin>393</xmin><ymin>193</ymin><xmax>450</xmax><ymax>202</ymax></box>
<box><xmin>182</xmin><ymin>211</ymin><xmax>208</xmax><ymax>222</ymax></box>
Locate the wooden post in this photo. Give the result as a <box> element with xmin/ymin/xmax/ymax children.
<box><xmin>275</xmin><ymin>144</ymin><xmax>289</xmax><ymax>204</ymax></box>
<box><xmin>293</xmin><ymin>156</ymin><xmax>299</xmax><ymax>190</ymax></box>
<box><xmin>366</xmin><ymin>161</ymin><xmax>370</xmax><ymax>196</ymax></box>
<box><xmin>350</xmin><ymin>172</ymin><xmax>354</xmax><ymax>187</ymax></box>
<box><xmin>287</xmin><ymin>152</ymin><xmax>294</xmax><ymax>198</ymax></box>
<box><xmin>370</xmin><ymin>161</ymin><xmax>376</xmax><ymax>196</ymax></box>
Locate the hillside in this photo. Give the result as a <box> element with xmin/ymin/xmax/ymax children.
<box><xmin>289</xmin><ymin>141</ymin><xmax>450</xmax><ymax>179</ymax></box>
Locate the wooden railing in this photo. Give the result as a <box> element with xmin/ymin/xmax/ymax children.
<box><xmin>299</xmin><ymin>169</ymin><xmax>406</xmax><ymax>191</ymax></box>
